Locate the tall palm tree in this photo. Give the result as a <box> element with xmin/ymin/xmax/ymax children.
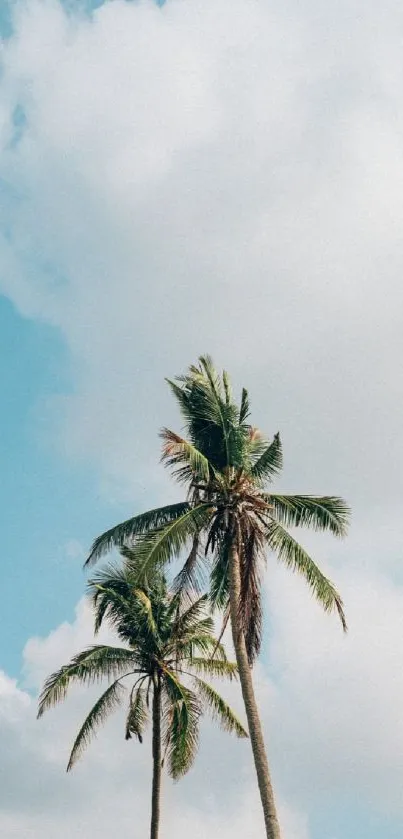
<box><xmin>85</xmin><ymin>356</ymin><xmax>350</xmax><ymax>839</ymax></box>
<box><xmin>38</xmin><ymin>560</ymin><xmax>247</xmax><ymax>839</ymax></box>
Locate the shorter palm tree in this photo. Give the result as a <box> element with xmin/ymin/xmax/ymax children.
<box><xmin>38</xmin><ymin>561</ymin><xmax>247</xmax><ymax>839</ymax></box>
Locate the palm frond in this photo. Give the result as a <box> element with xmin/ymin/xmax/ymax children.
<box><xmin>267</xmin><ymin>495</ymin><xmax>350</xmax><ymax>537</ymax></box>
<box><xmin>165</xmin><ymin>378</ymin><xmax>196</xmax><ymax>430</ymax></box>
<box><xmin>239</xmin><ymin>388</ymin><xmax>250</xmax><ymax>424</ymax></box>
<box><xmin>210</xmin><ymin>606</ymin><xmax>230</xmax><ymax>660</ymax></box>
<box><xmin>88</xmin><ymin>571</ymin><xmax>160</xmax><ymax>645</ymax></box>
<box><xmin>266</xmin><ymin>520</ymin><xmax>347</xmax><ymax>631</ymax></box>
<box><xmin>160</xmin><ymin>428</ymin><xmax>211</xmax><ymax>484</ymax></box>
<box><xmin>89</xmin><ymin>579</ymin><xmax>133</xmax><ymax>634</ymax></box>
<box><xmin>162</xmin><ymin>669</ymin><xmax>201</xmax><ymax>779</ymax></box>
<box><xmin>128</xmin><ymin>504</ymin><xmax>212</xmax><ymax>579</ymax></box>
<box><xmin>173</xmin><ymin>595</ymin><xmax>210</xmax><ymax>635</ymax></box>
<box><xmin>119</xmin><ymin>546</ymin><xmax>168</xmax><ymax>592</ymax></box>
<box><xmin>168</xmin><ymin>357</ymin><xmax>241</xmax><ymax>470</ymax></box>
<box><xmin>175</xmin><ymin>633</ymin><xmax>227</xmax><ymax>662</ymax></box>
<box><xmin>246</xmin><ymin>427</ymin><xmax>268</xmax><ymax>461</ymax></box>
<box><xmin>239</xmin><ymin>528</ymin><xmax>264</xmax><ymax>664</ymax></box>
<box><xmin>250</xmin><ymin>433</ymin><xmax>283</xmax><ymax>482</ymax></box>
<box><xmin>37</xmin><ymin>646</ymin><xmax>136</xmax><ymax>717</ymax></box>
<box><xmin>67</xmin><ymin>680</ymin><xmax>126</xmax><ymax>770</ymax></box>
<box><xmin>193</xmin><ymin>678</ymin><xmax>248</xmax><ymax>738</ymax></box>
<box><xmin>132</xmin><ymin>589</ymin><xmax>158</xmax><ymax>639</ymax></box>
<box><xmin>222</xmin><ymin>370</ymin><xmax>232</xmax><ymax>405</ymax></box>
<box><xmin>172</xmin><ymin>534</ymin><xmax>207</xmax><ymax>601</ymax></box>
<box><xmin>125</xmin><ymin>685</ymin><xmax>149</xmax><ymax>742</ymax></box>
<box><xmin>209</xmin><ymin>539</ymin><xmax>230</xmax><ymax>611</ymax></box>
<box><xmin>187</xmin><ymin>658</ymin><xmax>238</xmax><ymax>680</ymax></box>
<box><xmin>85</xmin><ymin>502</ymin><xmax>191</xmax><ymax>566</ymax></box>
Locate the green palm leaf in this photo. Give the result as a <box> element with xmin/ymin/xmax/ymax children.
<box><xmin>90</xmin><ymin>580</ymin><xmax>133</xmax><ymax>634</ymax></box>
<box><xmin>172</xmin><ymin>535</ymin><xmax>207</xmax><ymax>600</ymax></box>
<box><xmin>67</xmin><ymin>679</ymin><xmax>126</xmax><ymax>771</ymax></box>
<box><xmin>126</xmin><ymin>685</ymin><xmax>149</xmax><ymax>742</ymax></box>
<box><xmin>37</xmin><ymin>646</ymin><xmax>137</xmax><ymax>717</ymax></box>
<box><xmin>193</xmin><ymin>677</ymin><xmax>248</xmax><ymax>738</ymax></box>
<box><xmin>85</xmin><ymin>503</ymin><xmax>191</xmax><ymax>566</ymax></box>
<box><xmin>129</xmin><ymin>504</ymin><xmax>212</xmax><ymax>578</ymax></box>
<box><xmin>209</xmin><ymin>539</ymin><xmax>230</xmax><ymax>611</ymax></box>
<box><xmin>174</xmin><ymin>633</ymin><xmax>227</xmax><ymax>662</ymax></box>
<box><xmin>133</xmin><ymin>589</ymin><xmax>158</xmax><ymax>639</ymax></box>
<box><xmin>39</xmin><ymin>556</ymin><xmax>247</xmax><ymax>819</ymax></box>
<box><xmin>173</xmin><ymin>595</ymin><xmax>210</xmax><ymax>633</ymax></box>
<box><xmin>168</xmin><ymin>357</ymin><xmax>241</xmax><ymax>469</ymax></box>
<box><xmin>267</xmin><ymin>494</ymin><xmax>350</xmax><ymax>537</ymax></box>
<box><xmin>239</xmin><ymin>388</ymin><xmax>250</xmax><ymax>424</ymax></box>
<box><xmin>266</xmin><ymin>520</ymin><xmax>347</xmax><ymax>630</ymax></box>
<box><xmin>160</xmin><ymin>428</ymin><xmax>211</xmax><ymax>484</ymax></box>
<box><xmin>250</xmin><ymin>433</ymin><xmax>283</xmax><ymax>482</ymax></box>
<box><xmin>186</xmin><ymin>658</ymin><xmax>238</xmax><ymax>680</ymax></box>
<box><xmin>162</xmin><ymin>669</ymin><xmax>201</xmax><ymax>778</ymax></box>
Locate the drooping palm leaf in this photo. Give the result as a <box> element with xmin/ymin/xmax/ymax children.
<box><xmin>193</xmin><ymin>677</ymin><xmax>248</xmax><ymax>738</ymax></box>
<box><xmin>209</xmin><ymin>539</ymin><xmax>230</xmax><ymax>611</ymax></box>
<box><xmin>266</xmin><ymin>520</ymin><xmax>347</xmax><ymax>630</ymax></box>
<box><xmin>126</xmin><ymin>685</ymin><xmax>149</xmax><ymax>742</ymax></box>
<box><xmin>132</xmin><ymin>589</ymin><xmax>159</xmax><ymax>639</ymax></box>
<box><xmin>239</xmin><ymin>528</ymin><xmax>264</xmax><ymax>663</ymax></box>
<box><xmin>172</xmin><ymin>534</ymin><xmax>207</xmax><ymax>601</ymax></box>
<box><xmin>184</xmin><ymin>658</ymin><xmax>238</xmax><ymax>680</ymax></box>
<box><xmin>39</xmin><ymin>558</ymin><xmax>246</xmax><ymax>812</ymax></box>
<box><xmin>85</xmin><ymin>503</ymin><xmax>191</xmax><ymax>566</ymax></box>
<box><xmin>162</xmin><ymin>669</ymin><xmax>201</xmax><ymax>778</ymax></box>
<box><xmin>174</xmin><ymin>632</ymin><xmax>227</xmax><ymax>662</ymax></box>
<box><xmin>67</xmin><ymin>679</ymin><xmax>126</xmax><ymax>771</ymax></box>
<box><xmin>37</xmin><ymin>646</ymin><xmax>137</xmax><ymax>717</ymax></box>
<box><xmin>90</xmin><ymin>580</ymin><xmax>134</xmax><ymax>634</ymax></box>
<box><xmin>172</xmin><ymin>595</ymin><xmax>211</xmax><ymax>635</ymax></box>
<box><xmin>129</xmin><ymin>504</ymin><xmax>212</xmax><ymax>578</ymax></box>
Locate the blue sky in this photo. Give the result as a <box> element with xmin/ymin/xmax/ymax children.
<box><xmin>1</xmin><ymin>0</ymin><xmax>403</xmax><ymax>837</ymax></box>
<box><xmin>0</xmin><ymin>296</ymin><xmax>118</xmax><ymax>674</ymax></box>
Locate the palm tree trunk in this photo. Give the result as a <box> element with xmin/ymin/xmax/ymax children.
<box><xmin>229</xmin><ymin>543</ymin><xmax>281</xmax><ymax>839</ymax></box>
<box><xmin>150</xmin><ymin>677</ymin><xmax>162</xmax><ymax>839</ymax></box>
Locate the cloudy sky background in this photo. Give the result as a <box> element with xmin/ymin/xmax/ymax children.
<box><xmin>1</xmin><ymin>0</ymin><xmax>403</xmax><ymax>835</ymax></box>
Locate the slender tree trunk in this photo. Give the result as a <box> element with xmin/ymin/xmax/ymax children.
<box><xmin>229</xmin><ymin>543</ymin><xmax>282</xmax><ymax>839</ymax></box>
<box><xmin>150</xmin><ymin>677</ymin><xmax>162</xmax><ymax>839</ymax></box>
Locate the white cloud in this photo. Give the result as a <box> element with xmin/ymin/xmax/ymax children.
<box><xmin>0</xmin><ymin>594</ymin><xmax>307</xmax><ymax>838</ymax></box>
<box><xmin>3</xmin><ymin>560</ymin><xmax>403</xmax><ymax>836</ymax></box>
<box><xmin>1</xmin><ymin>0</ymin><xmax>403</xmax><ymax>835</ymax></box>
<box><xmin>264</xmin><ymin>560</ymin><xmax>403</xmax><ymax>818</ymax></box>
<box><xmin>0</xmin><ymin>0</ymin><xmax>403</xmax><ymax>514</ymax></box>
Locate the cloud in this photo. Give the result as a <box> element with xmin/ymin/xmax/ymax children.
<box><xmin>0</xmin><ymin>0</ymin><xmax>402</xmax><ymax>514</ymax></box>
<box><xmin>3</xmin><ymin>560</ymin><xmax>403</xmax><ymax>837</ymax></box>
<box><xmin>0</xmin><ymin>594</ymin><xmax>307</xmax><ymax>838</ymax></box>
<box><xmin>265</xmin><ymin>560</ymin><xmax>403</xmax><ymax>820</ymax></box>
<box><xmin>1</xmin><ymin>1</ymin><xmax>403</xmax><ymax>835</ymax></box>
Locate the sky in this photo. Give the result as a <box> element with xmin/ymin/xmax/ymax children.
<box><xmin>1</xmin><ymin>0</ymin><xmax>403</xmax><ymax>836</ymax></box>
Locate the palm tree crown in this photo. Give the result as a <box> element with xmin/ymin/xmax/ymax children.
<box><xmin>38</xmin><ymin>560</ymin><xmax>247</xmax><ymax>775</ymax></box>
<box><xmin>84</xmin><ymin>356</ymin><xmax>350</xmax><ymax>839</ymax></box>
<box><xmin>86</xmin><ymin>355</ymin><xmax>350</xmax><ymax>663</ymax></box>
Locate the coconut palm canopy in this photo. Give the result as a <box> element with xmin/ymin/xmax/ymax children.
<box><xmin>83</xmin><ymin>356</ymin><xmax>350</xmax><ymax>839</ymax></box>
<box><xmin>86</xmin><ymin>356</ymin><xmax>350</xmax><ymax>664</ymax></box>
<box><xmin>38</xmin><ymin>560</ymin><xmax>247</xmax><ymax>776</ymax></box>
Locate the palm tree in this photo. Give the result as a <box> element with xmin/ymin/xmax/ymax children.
<box><xmin>38</xmin><ymin>559</ymin><xmax>247</xmax><ymax>839</ymax></box>
<box><xmin>85</xmin><ymin>356</ymin><xmax>350</xmax><ymax>839</ymax></box>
